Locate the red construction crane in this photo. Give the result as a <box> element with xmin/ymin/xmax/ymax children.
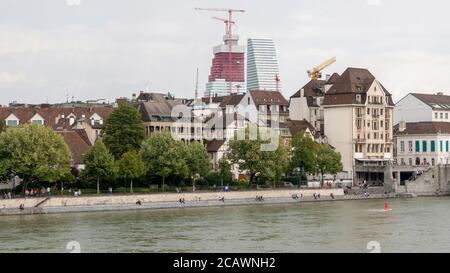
<box><xmin>195</xmin><ymin>7</ymin><xmax>245</xmax><ymax>95</ymax></box>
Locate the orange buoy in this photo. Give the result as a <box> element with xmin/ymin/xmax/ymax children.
<box><xmin>384</xmin><ymin>202</ymin><xmax>390</xmax><ymax>212</ymax></box>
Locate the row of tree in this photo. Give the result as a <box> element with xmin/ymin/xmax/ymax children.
<box><xmin>0</xmin><ymin>103</ymin><xmax>343</xmax><ymax>192</ymax></box>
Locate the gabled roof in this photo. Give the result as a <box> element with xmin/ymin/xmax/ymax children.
<box><xmin>0</xmin><ymin>107</ymin><xmax>113</xmax><ymax>127</ymax></box>
<box><xmin>290</xmin><ymin>79</ymin><xmax>326</xmax><ymax>99</ymax></box>
<box><xmin>57</xmin><ymin>131</ymin><xmax>92</xmax><ymax>164</ymax></box>
<box><xmin>201</xmin><ymin>94</ymin><xmax>244</xmax><ymax>108</ymax></box>
<box><xmin>322</xmin><ymin>67</ymin><xmax>394</xmax><ymax>106</ymax></box>
<box><xmin>410</xmin><ymin>93</ymin><xmax>450</xmax><ymax>110</ymax></box>
<box><xmin>280</xmin><ymin>119</ymin><xmax>316</xmax><ymax>137</ymax></box>
<box><xmin>249</xmin><ymin>90</ymin><xmax>289</xmax><ymax>106</ymax></box>
<box><xmin>394</xmin><ymin>122</ymin><xmax>450</xmax><ymax>135</ymax></box>
<box><xmin>205</xmin><ymin>139</ymin><xmax>227</xmax><ymax>153</ymax></box>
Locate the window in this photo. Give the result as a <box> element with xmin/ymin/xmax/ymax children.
<box><xmin>380</xmin><ymin>109</ymin><xmax>384</xmax><ymax>116</ymax></box>
<box><xmin>400</xmin><ymin>141</ymin><xmax>405</xmax><ymax>152</ymax></box>
<box><xmin>248</xmin><ymin>97</ymin><xmax>251</xmax><ymax>105</ymax></box>
<box><xmin>447</xmin><ymin>113</ymin><xmax>449</xmax><ymax>119</ymax></box>
<box><xmin>440</xmin><ymin>113</ymin><xmax>444</xmax><ymax>119</ymax></box>
<box><xmin>408</xmin><ymin>141</ymin><xmax>413</xmax><ymax>152</ymax></box>
<box><xmin>367</xmin><ymin>108</ymin><xmax>370</xmax><ymax>115</ymax></box>
<box><xmin>416</xmin><ymin>141</ymin><xmax>420</xmax><ymax>152</ymax></box>
<box><xmin>440</xmin><ymin>141</ymin><xmax>443</xmax><ymax>152</ymax></box>
<box><xmin>447</xmin><ymin>141</ymin><xmax>449</xmax><ymax>152</ymax></box>
<box><xmin>435</xmin><ymin>112</ymin><xmax>438</xmax><ymax>119</ymax></box>
<box><xmin>32</xmin><ymin>120</ymin><xmax>43</xmax><ymax>125</ymax></box>
<box><xmin>401</xmin><ymin>158</ymin><xmax>405</xmax><ymax>165</ymax></box>
<box><xmin>6</xmin><ymin>120</ymin><xmax>18</xmax><ymax>127</ymax></box>
<box><xmin>431</xmin><ymin>141</ymin><xmax>435</xmax><ymax>152</ymax></box>
<box><xmin>423</xmin><ymin>141</ymin><xmax>427</xmax><ymax>152</ymax></box>
<box><xmin>409</xmin><ymin>158</ymin><xmax>413</xmax><ymax>165</ymax></box>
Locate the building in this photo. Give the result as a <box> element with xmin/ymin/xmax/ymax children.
<box><xmin>289</xmin><ymin>73</ymin><xmax>340</xmax><ymax>135</ymax></box>
<box><xmin>246</xmin><ymin>38</ymin><xmax>281</xmax><ymax>92</ymax></box>
<box><xmin>394</xmin><ymin>121</ymin><xmax>450</xmax><ymax>166</ymax></box>
<box><xmin>322</xmin><ymin>68</ymin><xmax>395</xmax><ymax>185</ymax></box>
<box><xmin>205</xmin><ymin>33</ymin><xmax>245</xmax><ymax>97</ymax></box>
<box><xmin>238</xmin><ymin>90</ymin><xmax>289</xmax><ymax>126</ymax></box>
<box><xmin>394</xmin><ymin>92</ymin><xmax>450</xmax><ymax>125</ymax></box>
<box><xmin>0</xmin><ymin>106</ymin><xmax>113</xmax><ymax>169</ymax></box>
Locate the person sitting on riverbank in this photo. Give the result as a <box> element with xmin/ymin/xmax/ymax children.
<box><xmin>136</xmin><ymin>200</ymin><xmax>142</xmax><ymax>206</ymax></box>
<box><xmin>219</xmin><ymin>196</ymin><xmax>225</xmax><ymax>202</ymax></box>
<box><xmin>330</xmin><ymin>193</ymin><xmax>335</xmax><ymax>199</ymax></box>
<box><xmin>313</xmin><ymin>193</ymin><xmax>317</xmax><ymax>200</ymax></box>
<box><xmin>19</xmin><ymin>203</ymin><xmax>24</xmax><ymax>211</ymax></box>
<box><xmin>292</xmin><ymin>194</ymin><xmax>299</xmax><ymax>200</ymax></box>
<box><xmin>179</xmin><ymin>198</ymin><xmax>185</xmax><ymax>204</ymax></box>
<box><xmin>255</xmin><ymin>196</ymin><xmax>264</xmax><ymax>202</ymax></box>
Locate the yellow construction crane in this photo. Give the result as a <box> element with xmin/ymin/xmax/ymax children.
<box><xmin>307</xmin><ymin>57</ymin><xmax>336</xmax><ymax>80</ymax></box>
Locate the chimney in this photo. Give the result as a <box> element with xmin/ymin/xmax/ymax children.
<box><xmin>437</xmin><ymin>92</ymin><xmax>444</xmax><ymax>96</ymax></box>
<box><xmin>399</xmin><ymin>121</ymin><xmax>407</xmax><ymax>132</ymax></box>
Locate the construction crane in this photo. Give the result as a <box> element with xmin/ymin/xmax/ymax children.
<box><xmin>307</xmin><ymin>57</ymin><xmax>336</xmax><ymax>80</ymax></box>
<box><xmin>195</xmin><ymin>7</ymin><xmax>245</xmax><ymax>95</ymax></box>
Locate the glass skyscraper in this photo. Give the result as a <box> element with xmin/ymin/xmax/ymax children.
<box><xmin>246</xmin><ymin>38</ymin><xmax>281</xmax><ymax>92</ymax></box>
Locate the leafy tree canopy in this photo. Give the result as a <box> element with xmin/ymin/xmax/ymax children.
<box><xmin>102</xmin><ymin>103</ymin><xmax>145</xmax><ymax>158</ymax></box>
<box><xmin>0</xmin><ymin>124</ymin><xmax>71</xmax><ymax>183</ymax></box>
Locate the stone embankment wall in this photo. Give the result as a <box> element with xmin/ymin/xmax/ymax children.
<box><xmin>0</xmin><ymin>188</ymin><xmax>344</xmax><ymax>210</ymax></box>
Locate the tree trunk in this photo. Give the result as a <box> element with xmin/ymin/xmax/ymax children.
<box><xmin>97</xmin><ymin>177</ymin><xmax>100</xmax><ymax>194</ymax></box>
<box><xmin>162</xmin><ymin>176</ymin><xmax>165</xmax><ymax>192</ymax></box>
<box><xmin>130</xmin><ymin>179</ymin><xmax>133</xmax><ymax>193</ymax></box>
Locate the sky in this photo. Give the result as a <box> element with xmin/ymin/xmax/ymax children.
<box><xmin>0</xmin><ymin>0</ymin><xmax>449</xmax><ymax>105</ymax></box>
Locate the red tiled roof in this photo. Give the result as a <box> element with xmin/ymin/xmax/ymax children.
<box><xmin>57</xmin><ymin>131</ymin><xmax>92</xmax><ymax>164</ymax></box>
<box><xmin>394</xmin><ymin>122</ymin><xmax>450</xmax><ymax>135</ymax></box>
<box><xmin>249</xmin><ymin>90</ymin><xmax>289</xmax><ymax>106</ymax></box>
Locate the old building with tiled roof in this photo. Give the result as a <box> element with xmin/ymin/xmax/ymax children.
<box><xmin>0</xmin><ymin>106</ymin><xmax>113</xmax><ymax>170</ymax></box>
<box><xmin>321</xmin><ymin>67</ymin><xmax>395</xmax><ymax>186</ymax></box>
<box><xmin>394</xmin><ymin>92</ymin><xmax>450</xmax><ymax>125</ymax></box>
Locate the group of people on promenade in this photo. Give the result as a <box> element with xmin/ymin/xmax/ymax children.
<box><xmin>2</xmin><ymin>192</ymin><xmax>12</xmax><ymax>199</ymax></box>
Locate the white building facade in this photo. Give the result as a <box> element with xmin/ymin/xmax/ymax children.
<box><xmin>394</xmin><ymin>92</ymin><xmax>450</xmax><ymax>125</ymax></box>
<box><xmin>323</xmin><ymin>68</ymin><xmax>395</xmax><ymax>185</ymax></box>
<box><xmin>395</xmin><ymin>122</ymin><xmax>450</xmax><ymax>166</ymax></box>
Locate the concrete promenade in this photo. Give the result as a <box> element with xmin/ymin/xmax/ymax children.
<box><xmin>0</xmin><ymin>188</ymin><xmax>405</xmax><ymax>216</ymax></box>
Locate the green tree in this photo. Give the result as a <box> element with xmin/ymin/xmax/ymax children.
<box><xmin>186</xmin><ymin>141</ymin><xmax>210</xmax><ymax>190</ymax></box>
<box><xmin>140</xmin><ymin>131</ymin><xmax>188</xmax><ymax>191</ymax></box>
<box><xmin>0</xmin><ymin>124</ymin><xmax>71</xmax><ymax>192</ymax></box>
<box><xmin>218</xmin><ymin>157</ymin><xmax>233</xmax><ymax>187</ymax></box>
<box><xmin>228</xmin><ymin>125</ymin><xmax>288</xmax><ymax>185</ymax></box>
<box><xmin>290</xmin><ymin>131</ymin><xmax>318</xmax><ymax>187</ymax></box>
<box><xmin>116</xmin><ymin>150</ymin><xmax>146</xmax><ymax>193</ymax></box>
<box><xmin>102</xmin><ymin>103</ymin><xmax>145</xmax><ymax>158</ymax></box>
<box><xmin>83</xmin><ymin>139</ymin><xmax>116</xmax><ymax>194</ymax></box>
<box><xmin>0</xmin><ymin>121</ymin><xmax>5</xmax><ymax>133</ymax></box>
<box><xmin>316</xmin><ymin>144</ymin><xmax>343</xmax><ymax>185</ymax></box>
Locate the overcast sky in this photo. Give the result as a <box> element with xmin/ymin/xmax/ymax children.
<box><xmin>0</xmin><ymin>0</ymin><xmax>449</xmax><ymax>105</ymax></box>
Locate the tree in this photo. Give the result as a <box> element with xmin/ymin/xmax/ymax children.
<box><xmin>186</xmin><ymin>141</ymin><xmax>210</xmax><ymax>190</ymax></box>
<box><xmin>102</xmin><ymin>103</ymin><xmax>145</xmax><ymax>159</ymax></box>
<box><xmin>316</xmin><ymin>144</ymin><xmax>343</xmax><ymax>186</ymax></box>
<box><xmin>0</xmin><ymin>121</ymin><xmax>5</xmax><ymax>133</ymax></box>
<box><xmin>116</xmin><ymin>150</ymin><xmax>146</xmax><ymax>193</ymax></box>
<box><xmin>140</xmin><ymin>131</ymin><xmax>188</xmax><ymax>191</ymax></box>
<box><xmin>290</xmin><ymin>131</ymin><xmax>318</xmax><ymax>187</ymax></box>
<box><xmin>228</xmin><ymin>125</ymin><xmax>288</xmax><ymax>185</ymax></box>
<box><xmin>218</xmin><ymin>157</ymin><xmax>233</xmax><ymax>187</ymax></box>
<box><xmin>0</xmin><ymin>124</ymin><xmax>71</xmax><ymax>192</ymax></box>
<box><xmin>83</xmin><ymin>139</ymin><xmax>116</xmax><ymax>194</ymax></box>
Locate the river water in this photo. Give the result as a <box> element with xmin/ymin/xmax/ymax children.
<box><xmin>0</xmin><ymin>197</ymin><xmax>449</xmax><ymax>253</ymax></box>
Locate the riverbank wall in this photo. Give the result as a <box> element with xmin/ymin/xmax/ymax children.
<box><xmin>0</xmin><ymin>188</ymin><xmax>408</xmax><ymax>216</ymax></box>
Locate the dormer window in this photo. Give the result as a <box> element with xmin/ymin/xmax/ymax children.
<box><xmin>7</xmin><ymin>120</ymin><xmax>18</xmax><ymax>127</ymax></box>
<box><xmin>32</xmin><ymin>120</ymin><xmax>43</xmax><ymax>125</ymax></box>
<box><xmin>356</xmin><ymin>94</ymin><xmax>361</xmax><ymax>103</ymax></box>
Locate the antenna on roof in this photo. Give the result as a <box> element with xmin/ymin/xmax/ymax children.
<box><xmin>195</xmin><ymin>68</ymin><xmax>199</xmax><ymax>100</ymax></box>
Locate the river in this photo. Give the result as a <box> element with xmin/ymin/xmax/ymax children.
<box><xmin>0</xmin><ymin>197</ymin><xmax>449</xmax><ymax>253</ymax></box>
